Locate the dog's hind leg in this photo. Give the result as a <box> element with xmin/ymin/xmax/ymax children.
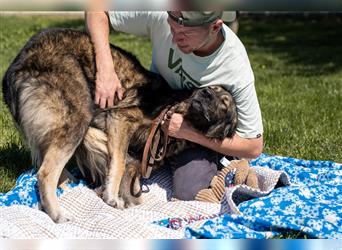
<box><xmin>36</xmin><ymin>120</ymin><xmax>90</xmax><ymax>223</ymax></box>
<box><xmin>16</xmin><ymin>74</ymin><xmax>93</xmax><ymax>223</ymax></box>
<box><xmin>37</xmin><ymin>145</ymin><xmax>77</xmax><ymax>223</ymax></box>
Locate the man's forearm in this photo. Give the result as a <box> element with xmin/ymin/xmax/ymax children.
<box><xmin>85</xmin><ymin>11</ymin><xmax>114</xmax><ymax>71</ymax></box>
<box><xmin>185</xmin><ymin>129</ymin><xmax>263</xmax><ymax>159</ymax></box>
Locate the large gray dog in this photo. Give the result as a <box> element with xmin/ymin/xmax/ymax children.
<box><xmin>2</xmin><ymin>28</ymin><xmax>238</xmax><ymax>223</ymax></box>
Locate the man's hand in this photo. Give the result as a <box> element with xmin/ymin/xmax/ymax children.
<box><xmin>162</xmin><ymin>113</ymin><xmax>193</xmax><ymax>140</ymax></box>
<box><xmin>95</xmin><ymin>69</ymin><xmax>124</xmax><ymax>108</ymax></box>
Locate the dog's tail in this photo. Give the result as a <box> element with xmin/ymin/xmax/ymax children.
<box><xmin>75</xmin><ymin>127</ymin><xmax>108</xmax><ymax>186</ymax></box>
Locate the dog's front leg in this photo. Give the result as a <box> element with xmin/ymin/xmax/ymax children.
<box><xmin>102</xmin><ymin>113</ymin><xmax>135</xmax><ymax>209</ymax></box>
<box><xmin>119</xmin><ymin>158</ymin><xmax>143</xmax><ymax>208</ymax></box>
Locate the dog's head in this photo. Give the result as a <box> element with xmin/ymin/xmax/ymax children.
<box><xmin>184</xmin><ymin>86</ymin><xmax>238</xmax><ymax>140</ymax></box>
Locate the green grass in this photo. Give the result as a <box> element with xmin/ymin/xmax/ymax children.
<box><xmin>240</xmin><ymin>16</ymin><xmax>342</xmax><ymax>161</ymax></box>
<box><xmin>0</xmin><ymin>14</ymin><xmax>341</xmax><ymax>196</ymax></box>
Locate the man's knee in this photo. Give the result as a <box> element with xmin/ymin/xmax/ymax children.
<box><xmin>171</xmin><ymin>147</ymin><xmax>220</xmax><ymax>200</ymax></box>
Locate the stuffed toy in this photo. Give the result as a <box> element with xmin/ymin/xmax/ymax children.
<box><xmin>195</xmin><ymin>159</ymin><xmax>259</xmax><ymax>203</ymax></box>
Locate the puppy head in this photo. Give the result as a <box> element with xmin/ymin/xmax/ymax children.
<box><xmin>184</xmin><ymin>86</ymin><xmax>238</xmax><ymax>140</ymax></box>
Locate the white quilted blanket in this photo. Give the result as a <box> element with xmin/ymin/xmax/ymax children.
<box><xmin>0</xmin><ymin>169</ymin><xmax>220</xmax><ymax>239</ymax></box>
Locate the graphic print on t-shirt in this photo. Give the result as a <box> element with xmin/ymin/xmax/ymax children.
<box><xmin>167</xmin><ymin>48</ymin><xmax>201</xmax><ymax>89</ymax></box>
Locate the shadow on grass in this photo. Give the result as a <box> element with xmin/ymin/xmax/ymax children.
<box><xmin>240</xmin><ymin>15</ymin><xmax>342</xmax><ymax>76</ymax></box>
<box><xmin>0</xmin><ymin>144</ymin><xmax>32</xmax><ymax>176</ymax></box>
<box><xmin>0</xmin><ymin>143</ymin><xmax>80</xmax><ymax>192</ymax></box>
<box><xmin>0</xmin><ymin>144</ymin><xmax>32</xmax><ymax>192</ymax></box>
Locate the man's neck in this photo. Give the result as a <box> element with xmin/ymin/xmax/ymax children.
<box><xmin>194</xmin><ymin>30</ymin><xmax>224</xmax><ymax>57</ymax></box>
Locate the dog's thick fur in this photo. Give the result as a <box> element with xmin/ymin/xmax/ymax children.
<box><xmin>2</xmin><ymin>28</ymin><xmax>238</xmax><ymax>223</ymax></box>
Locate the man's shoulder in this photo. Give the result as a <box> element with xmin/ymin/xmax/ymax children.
<box><xmin>108</xmin><ymin>11</ymin><xmax>167</xmax><ymax>22</ymax></box>
<box><xmin>219</xmin><ymin>25</ymin><xmax>252</xmax><ymax>70</ymax></box>
<box><xmin>107</xmin><ymin>11</ymin><xmax>168</xmax><ymax>36</ymax></box>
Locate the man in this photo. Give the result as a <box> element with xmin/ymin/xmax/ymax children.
<box><xmin>86</xmin><ymin>11</ymin><xmax>263</xmax><ymax>200</ymax></box>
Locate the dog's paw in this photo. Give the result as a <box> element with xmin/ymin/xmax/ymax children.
<box><xmin>123</xmin><ymin>195</ymin><xmax>143</xmax><ymax>208</ymax></box>
<box><xmin>103</xmin><ymin>195</ymin><xmax>125</xmax><ymax>209</ymax></box>
<box><xmin>50</xmin><ymin>209</ymin><xmax>74</xmax><ymax>223</ymax></box>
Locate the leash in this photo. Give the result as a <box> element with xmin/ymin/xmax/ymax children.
<box><xmin>93</xmin><ymin>102</ymin><xmax>176</xmax><ymax>179</ymax></box>
<box><xmin>141</xmin><ymin>106</ymin><xmax>176</xmax><ymax>179</ymax></box>
<box><xmin>93</xmin><ymin>104</ymin><xmax>139</xmax><ymax>116</ymax></box>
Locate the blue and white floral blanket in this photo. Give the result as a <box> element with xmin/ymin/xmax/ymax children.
<box><xmin>0</xmin><ymin>169</ymin><xmax>85</xmax><ymax>208</ymax></box>
<box><xmin>185</xmin><ymin>154</ymin><xmax>342</xmax><ymax>239</ymax></box>
<box><xmin>0</xmin><ymin>154</ymin><xmax>341</xmax><ymax>239</ymax></box>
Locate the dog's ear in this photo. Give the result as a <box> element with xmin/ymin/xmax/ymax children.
<box><xmin>225</xmin><ymin>120</ymin><xmax>237</xmax><ymax>138</ymax></box>
<box><xmin>206</xmin><ymin>107</ymin><xmax>238</xmax><ymax>139</ymax></box>
<box><xmin>206</xmin><ymin>120</ymin><xmax>236</xmax><ymax>140</ymax></box>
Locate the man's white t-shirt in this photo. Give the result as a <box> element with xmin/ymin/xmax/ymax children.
<box><xmin>108</xmin><ymin>11</ymin><xmax>263</xmax><ymax>139</ymax></box>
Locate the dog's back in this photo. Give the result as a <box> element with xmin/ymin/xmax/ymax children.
<box><xmin>2</xmin><ymin>28</ymin><xmax>97</xmax><ymax>167</ymax></box>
